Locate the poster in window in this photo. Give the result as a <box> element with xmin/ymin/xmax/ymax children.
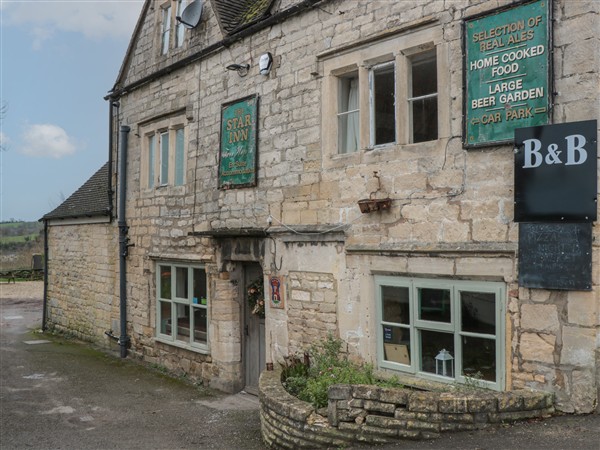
<box><xmin>269</xmin><ymin>275</ymin><xmax>284</xmax><ymax>309</ymax></box>
<box><xmin>219</xmin><ymin>95</ymin><xmax>258</xmax><ymax>189</ymax></box>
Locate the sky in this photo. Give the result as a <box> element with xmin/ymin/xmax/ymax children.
<box><xmin>1</xmin><ymin>0</ymin><xmax>144</xmax><ymax>222</ymax></box>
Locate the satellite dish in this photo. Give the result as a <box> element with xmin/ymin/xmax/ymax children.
<box><xmin>176</xmin><ymin>0</ymin><xmax>203</xmax><ymax>29</ymax></box>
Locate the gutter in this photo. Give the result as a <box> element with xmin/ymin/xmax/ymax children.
<box><xmin>105</xmin><ymin>0</ymin><xmax>327</xmax><ymax>100</ymax></box>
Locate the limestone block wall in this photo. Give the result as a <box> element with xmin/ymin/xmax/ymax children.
<box><xmin>46</xmin><ymin>223</ymin><xmax>117</xmax><ymax>345</ymax></box>
<box><xmin>109</xmin><ymin>0</ymin><xmax>599</xmax><ymax>411</ymax></box>
<box><xmin>287</xmin><ymin>271</ymin><xmax>337</xmax><ymax>354</ymax></box>
<box><xmin>259</xmin><ymin>369</ymin><xmax>554</xmax><ymax>449</ymax></box>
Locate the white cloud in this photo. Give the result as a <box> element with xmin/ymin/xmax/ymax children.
<box><xmin>0</xmin><ymin>131</ymin><xmax>10</xmax><ymax>149</ymax></box>
<box><xmin>20</xmin><ymin>124</ymin><xmax>77</xmax><ymax>158</ymax></box>
<box><xmin>3</xmin><ymin>1</ymin><xmax>143</xmax><ymax>49</ymax></box>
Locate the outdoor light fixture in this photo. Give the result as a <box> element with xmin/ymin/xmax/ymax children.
<box><xmin>226</xmin><ymin>63</ymin><xmax>250</xmax><ymax>77</ymax></box>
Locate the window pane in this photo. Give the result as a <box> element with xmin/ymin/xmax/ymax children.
<box><xmin>410</xmin><ymin>51</ymin><xmax>437</xmax><ymax>97</ymax></box>
<box><xmin>193</xmin><ymin>268</ymin><xmax>207</xmax><ymax>305</ymax></box>
<box><xmin>175</xmin><ymin>128</ymin><xmax>184</xmax><ymax>186</ymax></box>
<box><xmin>148</xmin><ymin>135</ymin><xmax>155</xmax><ymax>188</ymax></box>
<box><xmin>159</xmin><ymin>266</ymin><xmax>171</xmax><ymax>299</ymax></box>
<box><xmin>175</xmin><ymin>267</ymin><xmax>188</xmax><ymax>299</ymax></box>
<box><xmin>382</xmin><ymin>325</ymin><xmax>411</xmax><ymax>365</ymax></box>
<box><xmin>409</xmin><ymin>50</ymin><xmax>437</xmax><ymax>143</ymax></box>
<box><xmin>176</xmin><ymin>304</ymin><xmax>190</xmax><ymax>342</ymax></box>
<box><xmin>193</xmin><ymin>307</ymin><xmax>207</xmax><ymax>345</ymax></box>
<box><xmin>338</xmin><ymin>74</ymin><xmax>359</xmax><ymax>153</ymax></box>
<box><xmin>419</xmin><ymin>288</ymin><xmax>451</xmax><ymax>323</ymax></box>
<box><xmin>159</xmin><ymin>301</ymin><xmax>172</xmax><ymax>335</ymax></box>
<box><xmin>176</xmin><ymin>0</ymin><xmax>186</xmax><ymax>47</ymax></box>
<box><xmin>411</xmin><ymin>96</ymin><xmax>438</xmax><ymax>143</ymax></box>
<box><xmin>373</xmin><ymin>65</ymin><xmax>395</xmax><ymax>145</ymax></box>
<box><xmin>420</xmin><ymin>330</ymin><xmax>454</xmax><ymax>377</ymax></box>
<box><xmin>160</xmin><ymin>131</ymin><xmax>169</xmax><ymax>184</ymax></box>
<box><xmin>461</xmin><ymin>291</ymin><xmax>496</xmax><ymax>335</ymax></box>
<box><xmin>382</xmin><ymin>286</ymin><xmax>409</xmax><ymax>325</ymax></box>
<box><xmin>462</xmin><ymin>336</ymin><xmax>496</xmax><ymax>382</ymax></box>
<box><xmin>161</xmin><ymin>6</ymin><xmax>171</xmax><ymax>55</ymax></box>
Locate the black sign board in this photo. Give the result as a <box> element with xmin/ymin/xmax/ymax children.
<box><xmin>514</xmin><ymin>120</ymin><xmax>597</xmax><ymax>222</ymax></box>
<box><xmin>518</xmin><ymin>222</ymin><xmax>592</xmax><ymax>290</ymax></box>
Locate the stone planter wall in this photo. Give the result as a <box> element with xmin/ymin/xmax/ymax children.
<box><xmin>259</xmin><ymin>370</ymin><xmax>554</xmax><ymax>449</ymax></box>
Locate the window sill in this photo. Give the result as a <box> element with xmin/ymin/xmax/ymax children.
<box><xmin>155</xmin><ymin>336</ymin><xmax>210</xmax><ymax>355</ymax></box>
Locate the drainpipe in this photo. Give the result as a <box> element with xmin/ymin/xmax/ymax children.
<box><xmin>42</xmin><ymin>220</ymin><xmax>49</xmax><ymax>331</ymax></box>
<box><xmin>107</xmin><ymin>100</ymin><xmax>119</xmax><ymax>219</ymax></box>
<box><xmin>118</xmin><ymin>125</ymin><xmax>131</xmax><ymax>358</ymax></box>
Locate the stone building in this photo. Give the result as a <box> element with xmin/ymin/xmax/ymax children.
<box><xmin>44</xmin><ymin>0</ymin><xmax>599</xmax><ymax>413</ymax></box>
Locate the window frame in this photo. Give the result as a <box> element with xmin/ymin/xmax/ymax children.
<box><xmin>159</xmin><ymin>0</ymin><xmax>188</xmax><ymax>55</ymax></box>
<box><xmin>175</xmin><ymin>0</ymin><xmax>187</xmax><ymax>48</ymax></box>
<box><xmin>375</xmin><ymin>275</ymin><xmax>505</xmax><ymax>391</ymax></box>
<box><xmin>368</xmin><ymin>61</ymin><xmax>397</xmax><ymax>148</ymax></box>
<box><xmin>320</xmin><ymin>26</ymin><xmax>447</xmax><ymax>166</ymax></box>
<box><xmin>140</xmin><ymin>117</ymin><xmax>187</xmax><ymax>190</ymax></box>
<box><xmin>337</xmin><ymin>71</ymin><xmax>360</xmax><ymax>154</ymax></box>
<box><xmin>161</xmin><ymin>3</ymin><xmax>172</xmax><ymax>55</ymax></box>
<box><xmin>155</xmin><ymin>262</ymin><xmax>209</xmax><ymax>353</ymax></box>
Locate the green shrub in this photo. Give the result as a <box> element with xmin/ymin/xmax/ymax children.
<box><xmin>281</xmin><ymin>333</ymin><xmax>402</xmax><ymax>409</ymax></box>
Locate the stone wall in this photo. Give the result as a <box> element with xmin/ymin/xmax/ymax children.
<box><xmin>259</xmin><ymin>369</ymin><xmax>554</xmax><ymax>449</ymax></box>
<box><xmin>107</xmin><ymin>0</ymin><xmax>599</xmax><ymax>411</ymax></box>
<box><xmin>287</xmin><ymin>271</ymin><xmax>337</xmax><ymax>354</ymax></box>
<box><xmin>46</xmin><ymin>222</ymin><xmax>117</xmax><ymax>345</ymax></box>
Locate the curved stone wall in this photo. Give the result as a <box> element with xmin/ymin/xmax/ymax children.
<box><xmin>259</xmin><ymin>370</ymin><xmax>555</xmax><ymax>449</ymax></box>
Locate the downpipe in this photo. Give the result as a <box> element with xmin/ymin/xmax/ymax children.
<box><xmin>118</xmin><ymin>125</ymin><xmax>132</xmax><ymax>358</ymax></box>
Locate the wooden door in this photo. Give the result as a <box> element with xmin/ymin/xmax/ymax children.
<box><xmin>243</xmin><ymin>263</ymin><xmax>265</xmax><ymax>395</ymax></box>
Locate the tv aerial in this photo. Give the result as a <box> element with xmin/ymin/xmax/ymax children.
<box><xmin>176</xmin><ymin>0</ymin><xmax>203</xmax><ymax>29</ymax></box>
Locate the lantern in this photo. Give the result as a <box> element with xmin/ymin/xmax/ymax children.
<box><xmin>435</xmin><ymin>349</ymin><xmax>454</xmax><ymax>377</ymax></box>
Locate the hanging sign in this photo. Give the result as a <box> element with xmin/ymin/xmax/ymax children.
<box><xmin>219</xmin><ymin>95</ymin><xmax>258</xmax><ymax>189</ymax></box>
<box><xmin>463</xmin><ymin>0</ymin><xmax>550</xmax><ymax>147</ymax></box>
<box><xmin>514</xmin><ymin>120</ymin><xmax>597</xmax><ymax>222</ymax></box>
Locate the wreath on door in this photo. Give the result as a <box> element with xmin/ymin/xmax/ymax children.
<box><xmin>247</xmin><ymin>277</ymin><xmax>265</xmax><ymax>318</ymax></box>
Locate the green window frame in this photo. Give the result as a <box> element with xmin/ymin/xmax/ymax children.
<box><xmin>156</xmin><ymin>262</ymin><xmax>209</xmax><ymax>353</ymax></box>
<box><xmin>375</xmin><ymin>276</ymin><xmax>505</xmax><ymax>390</ymax></box>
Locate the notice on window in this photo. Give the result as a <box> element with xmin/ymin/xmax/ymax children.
<box><xmin>463</xmin><ymin>0</ymin><xmax>550</xmax><ymax>147</ymax></box>
<box><xmin>219</xmin><ymin>95</ymin><xmax>258</xmax><ymax>189</ymax></box>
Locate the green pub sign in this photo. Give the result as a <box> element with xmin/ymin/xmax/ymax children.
<box><xmin>463</xmin><ymin>0</ymin><xmax>550</xmax><ymax>147</ymax></box>
<box><xmin>219</xmin><ymin>95</ymin><xmax>258</xmax><ymax>188</ymax></box>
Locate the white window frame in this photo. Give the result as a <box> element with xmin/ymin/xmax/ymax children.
<box><xmin>156</xmin><ymin>262</ymin><xmax>209</xmax><ymax>353</ymax></box>
<box><xmin>337</xmin><ymin>72</ymin><xmax>360</xmax><ymax>154</ymax></box>
<box><xmin>175</xmin><ymin>0</ymin><xmax>187</xmax><ymax>48</ymax></box>
<box><xmin>161</xmin><ymin>3</ymin><xmax>172</xmax><ymax>55</ymax></box>
<box><xmin>368</xmin><ymin>61</ymin><xmax>397</xmax><ymax>148</ymax></box>
<box><xmin>375</xmin><ymin>275</ymin><xmax>505</xmax><ymax>391</ymax></box>
<box><xmin>160</xmin><ymin>0</ymin><xmax>188</xmax><ymax>55</ymax></box>
<box><xmin>140</xmin><ymin>117</ymin><xmax>186</xmax><ymax>190</ymax></box>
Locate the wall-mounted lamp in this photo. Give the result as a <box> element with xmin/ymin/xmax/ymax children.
<box><xmin>259</xmin><ymin>52</ymin><xmax>273</xmax><ymax>75</ymax></box>
<box><xmin>226</xmin><ymin>63</ymin><xmax>250</xmax><ymax>77</ymax></box>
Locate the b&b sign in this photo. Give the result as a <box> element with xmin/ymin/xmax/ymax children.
<box><xmin>514</xmin><ymin>120</ymin><xmax>597</xmax><ymax>222</ymax></box>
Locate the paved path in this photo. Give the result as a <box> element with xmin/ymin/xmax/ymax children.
<box><xmin>0</xmin><ymin>285</ymin><xmax>265</xmax><ymax>450</ymax></box>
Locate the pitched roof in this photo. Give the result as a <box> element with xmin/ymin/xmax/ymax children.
<box><xmin>212</xmin><ymin>0</ymin><xmax>275</xmax><ymax>34</ymax></box>
<box><xmin>42</xmin><ymin>162</ymin><xmax>111</xmax><ymax>221</ymax></box>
